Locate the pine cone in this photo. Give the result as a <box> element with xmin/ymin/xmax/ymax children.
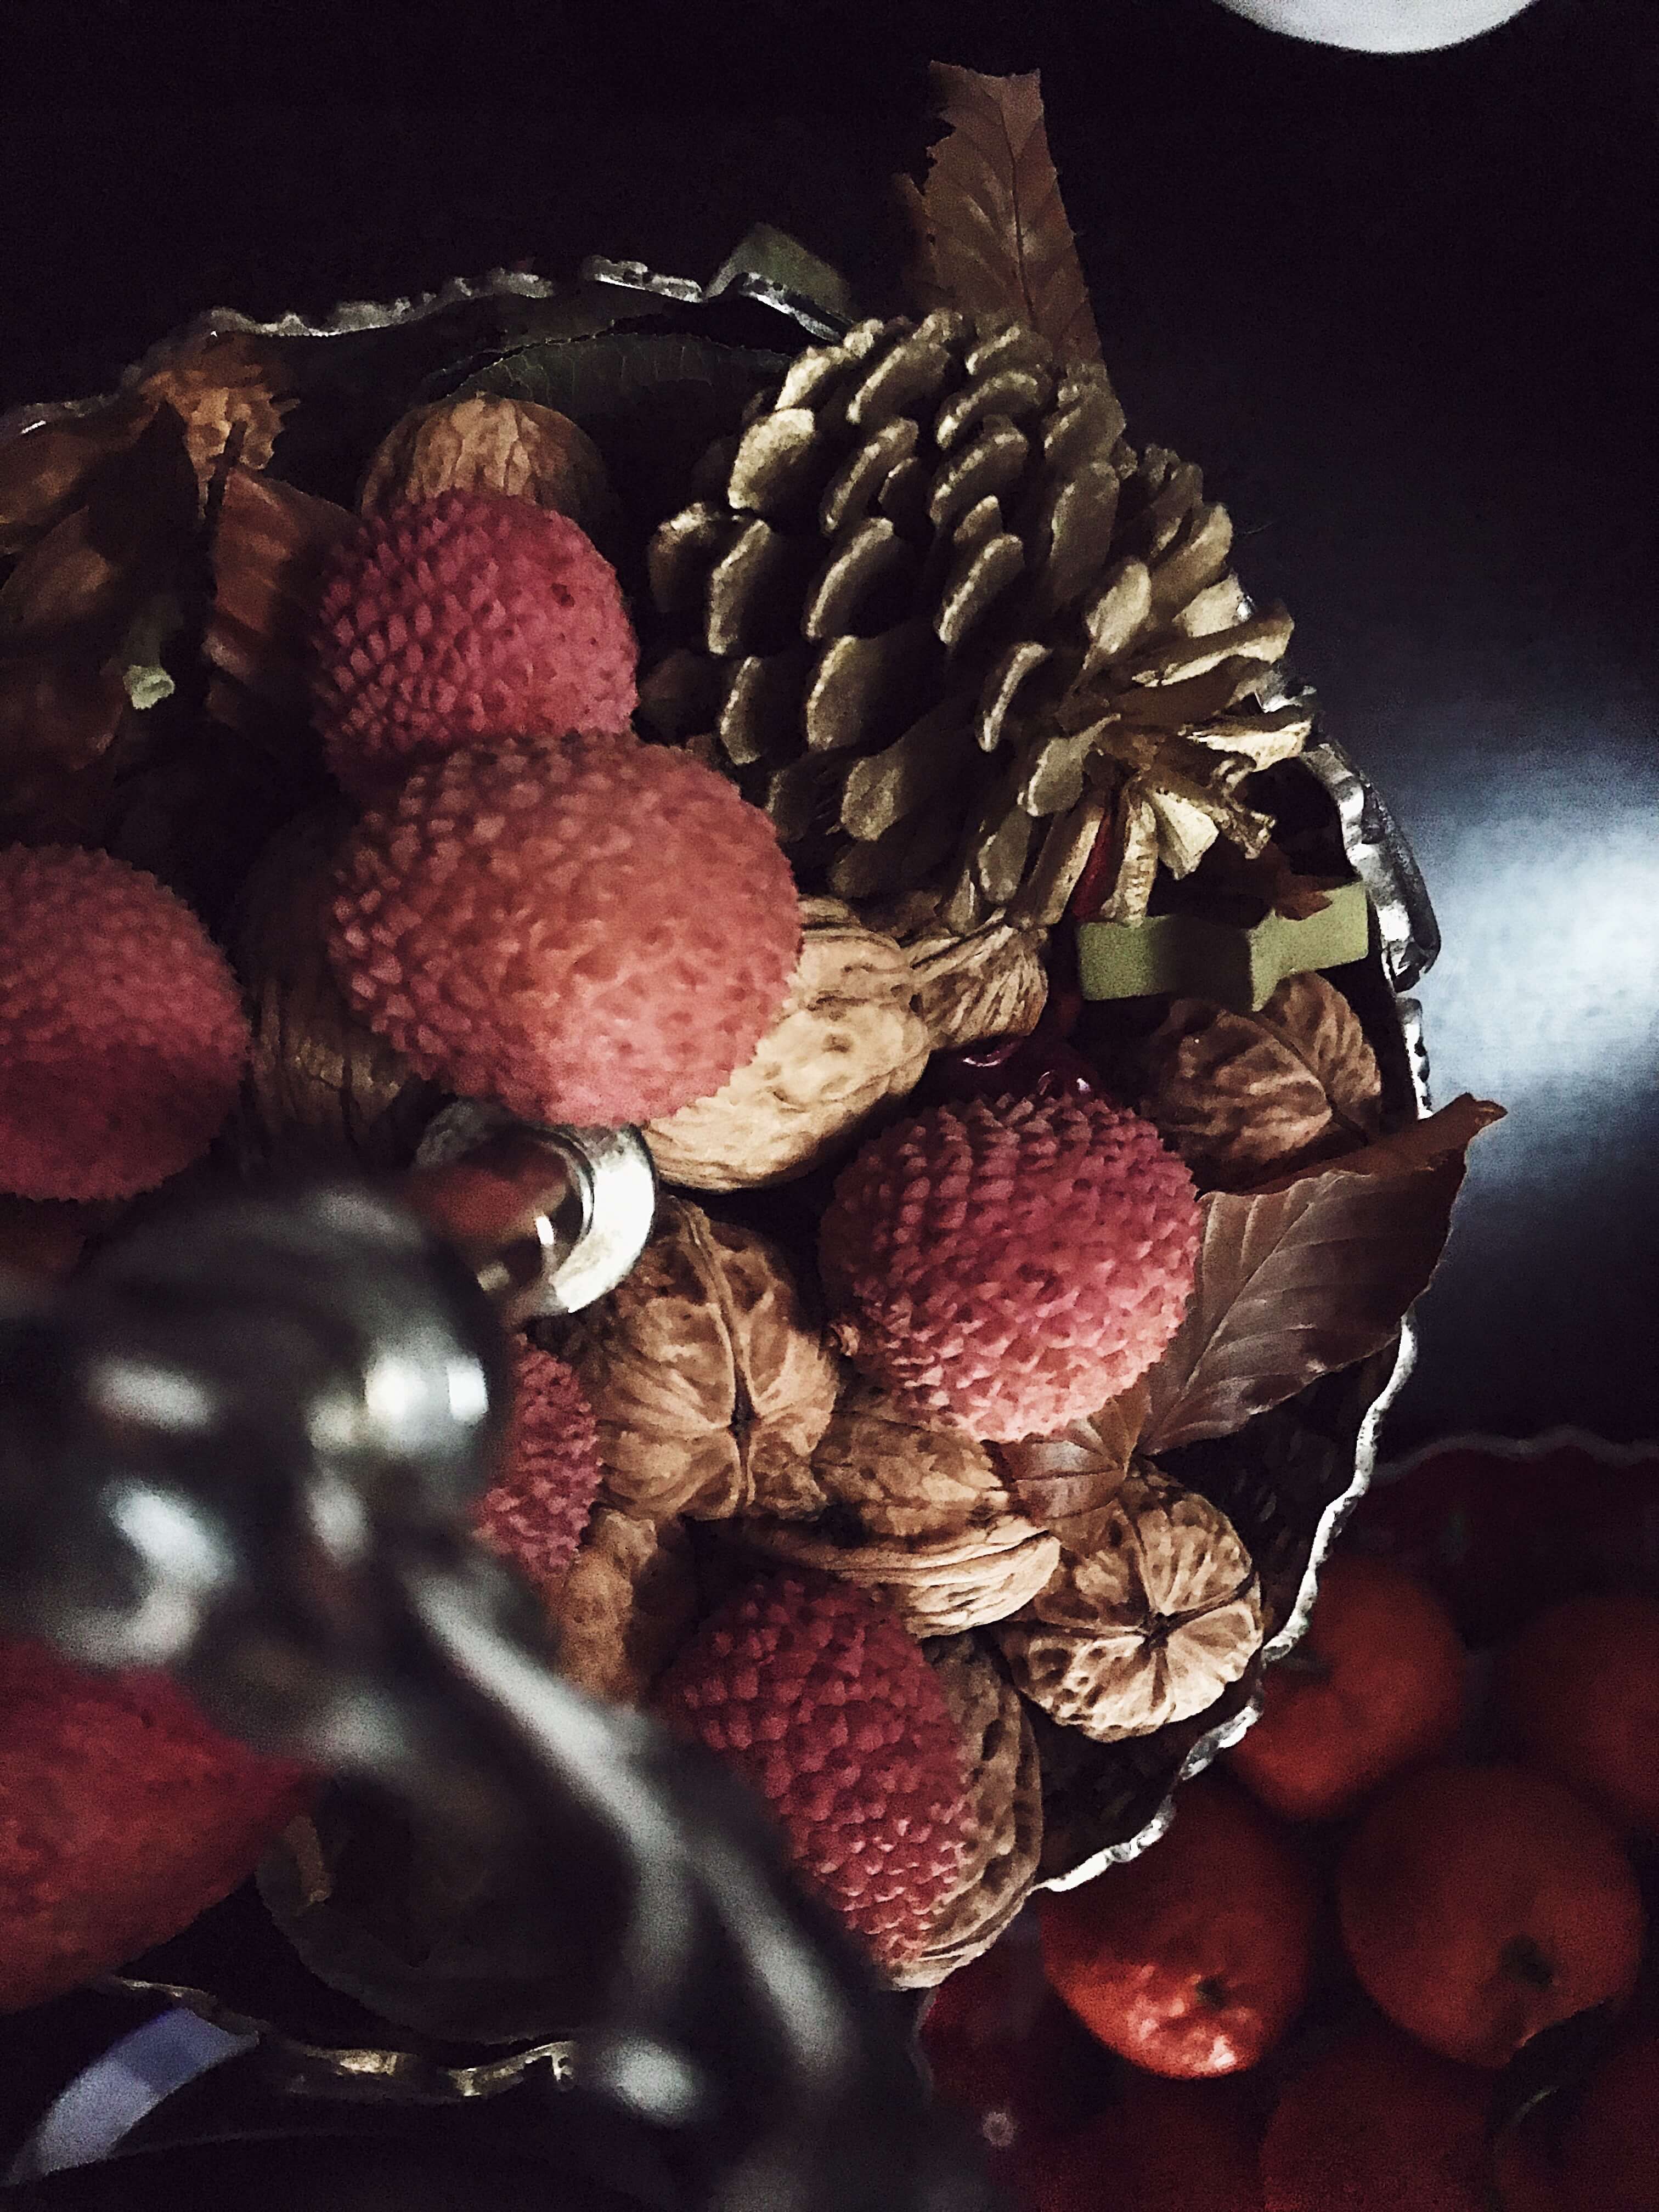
<box><xmin>645</xmin><ymin>312</ymin><xmax>1311</xmax><ymax>934</ymax></box>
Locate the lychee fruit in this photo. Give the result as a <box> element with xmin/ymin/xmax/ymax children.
<box><xmin>656</xmin><ymin>1573</ymin><xmax>972</xmax><ymax>1972</ymax></box>
<box><xmin>0</xmin><ymin>844</ymin><xmax>250</xmax><ymax>1201</ymax></box>
<box><xmin>0</xmin><ymin>1635</ymin><xmax>312</xmax><ymax>2012</ymax></box>
<box><xmin>311</xmin><ymin>489</ymin><xmax>637</xmax><ymax>798</ymax></box>
<box><xmin>328</xmin><ymin>728</ymin><xmax>801</xmax><ymax>1130</ymax></box>
<box><xmin>471</xmin><ymin>1339</ymin><xmax>602</xmax><ymax>1594</ymax></box>
<box><xmin>819</xmin><ymin>1092</ymin><xmax>1200</xmax><ymax>1441</ymax></box>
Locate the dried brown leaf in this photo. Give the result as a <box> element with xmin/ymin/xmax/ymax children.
<box><xmin>206</xmin><ymin>464</ymin><xmax>354</xmax><ymax>734</ymax></box>
<box><xmin>0</xmin><ymin>405</ymin><xmax>198</xmax><ymax>656</ymax></box>
<box><xmin>1141</xmin><ymin>1097</ymin><xmax>1504</xmax><ymax>1452</ymax></box>
<box><xmin>900</xmin><ymin>64</ymin><xmax>1103</xmax><ymax>364</ymax></box>
<box><xmin>998</xmin><ymin>1380</ymin><xmax>1150</xmax><ymax>1553</ymax></box>
<box><xmin>0</xmin><ymin>397</ymin><xmax>153</xmax><ymax>558</ymax></box>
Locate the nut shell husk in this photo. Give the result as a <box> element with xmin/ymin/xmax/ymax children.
<box><xmin>557</xmin><ymin>1197</ymin><xmax>837</xmax><ymax>1521</ymax></box>
<box><xmin>994</xmin><ymin>1468</ymin><xmax>1262</xmax><ymax>1741</ymax></box>
<box><xmin>133</xmin><ymin>332</ymin><xmax>296</xmax><ymax>494</ymax></box>
<box><xmin>893</xmin><ymin>1637</ymin><xmax>1042</xmax><ymax>1988</ymax></box>
<box><xmin>643</xmin><ymin>898</ymin><xmax>930</xmax><ymax>1190</ymax></box>
<box><xmin>358</xmin><ymin>394</ymin><xmax>622</xmax><ymax>552</ymax></box>
<box><xmin>551</xmin><ymin>1506</ymin><xmax>697</xmax><ymax>1708</ymax></box>
<box><xmin>227</xmin><ymin>801</ymin><xmax>436</xmax><ymax>1172</ymax></box>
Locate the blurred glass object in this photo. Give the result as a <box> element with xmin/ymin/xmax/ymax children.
<box><xmin>1212</xmin><ymin>0</ymin><xmax>1537</xmax><ymax>49</ymax></box>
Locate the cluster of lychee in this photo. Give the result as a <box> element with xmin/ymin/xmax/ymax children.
<box><xmin>0</xmin><ymin>451</ymin><xmax>1209</xmax><ymax>1996</ymax></box>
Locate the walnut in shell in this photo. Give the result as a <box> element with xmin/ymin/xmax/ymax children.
<box><xmin>358</xmin><ymin>394</ymin><xmax>621</xmax><ymax>550</ymax></box>
<box><xmin>551</xmin><ymin>1507</ymin><xmax>697</xmax><ymax>1708</ymax></box>
<box><xmin>804</xmin><ymin>1379</ymin><xmax>1020</xmax><ymax>1543</ymax></box>
<box><xmin>724</xmin><ymin>1380</ymin><xmax>1061</xmax><ymax>1633</ymax></box>
<box><xmin>995</xmin><ymin>1468</ymin><xmax>1262</xmax><ymax>1742</ymax></box>
<box><xmin>556</xmin><ymin>1197</ymin><xmax>837</xmax><ymax>1521</ymax></box>
<box><xmin>892</xmin><ymin>1637</ymin><xmax>1043</xmax><ymax>1989</ymax></box>
<box><xmin>1138</xmin><ymin>973</ymin><xmax>1383</xmax><ymax>1188</ymax></box>
<box><xmin>885</xmin><ymin>899</ymin><xmax>1050</xmax><ymax>1054</ymax></box>
<box><xmin>730</xmin><ymin>1517</ymin><xmax>1060</xmax><ymax>1639</ymax></box>
<box><xmin>228</xmin><ymin>801</ymin><xmax>436</xmax><ymax>1172</ymax></box>
<box><xmin>643</xmin><ymin>898</ymin><xmax>930</xmax><ymax>1191</ymax></box>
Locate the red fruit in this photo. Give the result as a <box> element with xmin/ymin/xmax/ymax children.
<box><xmin>1260</xmin><ymin>2023</ymin><xmax>1493</xmax><ymax>2212</ymax></box>
<box><xmin>1560</xmin><ymin>2033</ymin><xmax>1659</xmax><ymax>2212</ymax></box>
<box><xmin>329</xmin><ymin>729</ymin><xmax>800</xmax><ymax>1130</ymax></box>
<box><xmin>656</xmin><ymin>1573</ymin><xmax>972</xmax><ymax>1971</ymax></box>
<box><xmin>0</xmin><ymin>1638</ymin><xmax>312</xmax><ymax>2011</ymax></box>
<box><xmin>820</xmin><ymin>1092</ymin><xmax>1200</xmax><ymax>1441</ymax></box>
<box><xmin>1039</xmin><ymin>1775</ymin><xmax>1317</xmax><ymax>2078</ymax></box>
<box><xmin>1037</xmin><ymin>2075</ymin><xmax>1264</xmax><ymax>2212</ymax></box>
<box><xmin>1495</xmin><ymin>1592</ymin><xmax>1659</xmax><ymax>1837</ymax></box>
<box><xmin>1338</xmin><ymin>1764</ymin><xmax>1645</xmax><ymax>2068</ymax></box>
<box><xmin>470</xmin><ymin>1341</ymin><xmax>601</xmax><ymax>1594</ymax></box>
<box><xmin>1350</xmin><ymin>1440</ymin><xmax>1659</xmax><ymax>1649</ymax></box>
<box><xmin>311</xmin><ymin>489</ymin><xmax>637</xmax><ymax>796</ymax></box>
<box><xmin>1227</xmin><ymin>1553</ymin><xmax>1465</xmax><ymax>1821</ymax></box>
<box><xmin>0</xmin><ymin>844</ymin><xmax>249</xmax><ymax>1201</ymax></box>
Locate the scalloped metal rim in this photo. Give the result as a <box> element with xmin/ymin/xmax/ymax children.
<box><xmin>102</xmin><ymin>1974</ymin><xmax>575</xmax><ymax>2103</ymax></box>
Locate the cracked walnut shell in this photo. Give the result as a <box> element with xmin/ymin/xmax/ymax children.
<box><xmin>644</xmin><ymin>898</ymin><xmax>930</xmax><ymax>1190</ymax></box>
<box><xmin>556</xmin><ymin>1197</ymin><xmax>837</xmax><ymax>1521</ymax></box>
<box><xmin>893</xmin><ymin>1637</ymin><xmax>1043</xmax><ymax>1989</ymax></box>
<box><xmin>995</xmin><ymin>1469</ymin><xmax>1262</xmax><ymax>1741</ymax></box>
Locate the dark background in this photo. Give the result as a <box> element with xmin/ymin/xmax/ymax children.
<box><xmin>3</xmin><ymin>0</ymin><xmax>1656</xmax><ymax>1449</ymax></box>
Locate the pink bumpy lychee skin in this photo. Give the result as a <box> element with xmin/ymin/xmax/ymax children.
<box><xmin>0</xmin><ymin>1637</ymin><xmax>312</xmax><ymax>2012</ymax></box>
<box><xmin>656</xmin><ymin>1575</ymin><xmax>972</xmax><ymax>1972</ymax></box>
<box><xmin>820</xmin><ymin>1092</ymin><xmax>1201</xmax><ymax>1442</ymax></box>
<box><xmin>311</xmin><ymin>489</ymin><xmax>638</xmax><ymax>798</ymax></box>
<box><xmin>0</xmin><ymin>844</ymin><xmax>250</xmax><ymax>1201</ymax></box>
<box><xmin>471</xmin><ymin>1340</ymin><xmax>602</xmax><ymax>1594</ymax></box>
<box><xmin>328</xmin><ymin>729</ymin><xmax>800</xmax><ymax>1130</ymax></box>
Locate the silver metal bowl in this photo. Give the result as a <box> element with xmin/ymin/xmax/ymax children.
<box><xmin>2</xmin><ymin>257</ymin><xmax>1441</xmax><ymax>2069</ymax></box>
